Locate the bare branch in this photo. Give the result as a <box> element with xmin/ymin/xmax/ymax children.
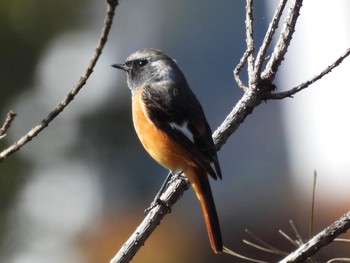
<box><xmin>223</xmin><ymin>246</ymin><xmax>269</xmax><ymax>263</ymax></box>
<box><xmin>213</xmin><ymin>87</ymin><xmax>265</xmax><ymax>151</ymax></box>
<box><xmin>245</xmin><ymin>0</ymin><xmax>255</xmax><ymax>82</ymax></box>
<box><xmin>262</xmin><ymin>0</ymin><xmax>303</xmax><ymax>81</ymax></box>
<box><xmin>327</xmin><ymin>258</ymin><xmax>350</xmax><ymax>263</ymax></box>
<box><xmin>279</xmin><ymin>229</ymin><xmax>299</xmax><ymax>247</ymax></box>
<box><xmin>234</xmin><ymin>0</ymin><xmax>255</xmax><ymax>91</ymax></box>
<box><xmin>244</xmin><ymin>229</ymin><xmax>287</xmax><ymax>256</ymax></box>
<box><xmin>254</xmin><ymin>0</ymin><xmax>288</xmax><ymax>75</ymax></box>
<box><xmin>334</xmin><ymin>238</ymin><xmax>350</xmax><ymax>243</ymax></box>
<box><xmin>0</xmin><ymin>110</ymin><xmax>17</xmax><ymax>139</ymax></box>
<box><xmin>266</xmin><ymin>48</ymin><xmax>350</xmax><ymax>100</ymax></box>
<box><xmin>279</xmin><ymin>211</ymin><xmax>350</xmax><ymax>263</ymax></box>
<box><xmin>309</xmin><ymin>170</ymin><xmax>317</xmax><ymax>238</ymax></box>
<box><xmin>109</xmin><ymin>175</ymin><xmax>189</xmax><ymax>263</ymax></box>
<box><xmin>0</xmin><ymin>0</ymin><xmax>119</xmax><ymax>162</ymax></box>
<box><xmin>234</xmin><ymin>48</ymin><xmax>252</xmax><ymax>91</ymax></box>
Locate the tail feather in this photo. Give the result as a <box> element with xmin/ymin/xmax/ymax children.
<box><xmin>187</xmin><ymin>167</ymin><xmax>223</xmax><ymax>253</ymax></box>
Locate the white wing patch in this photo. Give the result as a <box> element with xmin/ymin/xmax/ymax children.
<box><xmin>169</xmin><ymin>121</ymin><xmax>195</xmax><ymax>143</ymax></box>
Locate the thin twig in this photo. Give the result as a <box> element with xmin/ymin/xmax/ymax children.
<box><xmin>0</xmin><ymin>110</ymin><xmax>17</xmax><ymax>139</ymax></box>
<box><xmin>289</xmin><ymin>220</ymin><xmax>304</xmax><ymax>246</ymax></box>
<box><xmin>279</xmin><ymin>211</ymin><xmax>350</xmax><ymax>263</ymax></box>
<box><xmin>327</xmin><ymin>259</ymin><xmax>350</xmax><ymax>263</ymax></box>
<box><xmin>223</xmin><ymin>246</ymin><xmax>269</xmax><ymax>263</ymax></box>
<box><xmin>245</xmin><ymin>229</ymin><xmax>288</xmax><ymax>255</ymax></box>
<box><xmin>233</xmin><ymin>0</ymin><xmax>255</xmax><ymax>91</ymax></box>
<box><xmin>334</xmin><ymin>238</ymin><xmax>350</xmax><ymax>243</ymax></box>
<box><xmin>0</xmin><ymin>1</ymin><xmax>119</xmax><ymax>162</ymax></box>
<box><xmin>266</xmin><ymin>48</ymin><xmax>350</xmax><ymax>100</ymax></box>
<box><xmin>243</xmin><ymin>240</ymin><xmax>285</xmax><ymax>255</ymax></box>
<box><xmin>279</xmin><ymin>229</ymin><xmax>299</xmax><ymax>247</ymax></box>
<box><xmin>309</xmin><ymin>170</ymin><xmax>317</xmax><ymax>238</ymax></box>
<box><xmin>234</xmin><ymin>48</ymin><xmax>253</xmax><ymax>91</ymax></box>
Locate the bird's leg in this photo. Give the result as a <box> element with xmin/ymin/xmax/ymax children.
<box><xmin>145</xmin><ymin>171</ymin><xmax>175</xmax><ymax>214</ymax></box>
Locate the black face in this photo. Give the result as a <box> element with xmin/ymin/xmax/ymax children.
<box><xmin>112</xmin><ymin>56</ymin><xmax>153</xmax><ymax>93</ymax></box>
<box><xmin>128</xmin><ymin>59</ymin><xmax>149</xmax><ymax>68</ymax></box>
<box><xmin>125</xmin><ymin>58</ymin><xmax>150</xmax><ymax>81</ymax></box>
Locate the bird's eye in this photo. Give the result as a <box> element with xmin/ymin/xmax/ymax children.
<box><xmin>136</xmin><ymin>59</ymin><xmax>148</xmax><ymax>67</ymax></box>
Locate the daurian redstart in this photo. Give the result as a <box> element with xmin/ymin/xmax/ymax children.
<box><xmin>112</xmin><ymin>48</ymin><xmax>223</xmax><ymax>253</ymax></box>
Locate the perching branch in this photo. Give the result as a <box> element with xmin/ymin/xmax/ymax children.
<box><xmin>0</xmin><ymin>0</ymin><xmax>119</xmax><ymax>162</ymax></box>
<box><xmin>110</xmin><ymin>0</ymin><xmax>350</xmax><ymax>262</ymax></box>
<box><xmin>109</xmin><ymin>174</ymin><xmax>189</xmax><ymax>263</ymax></box>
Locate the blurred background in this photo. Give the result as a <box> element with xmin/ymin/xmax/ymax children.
<box><xmin>0</xmin><ymin>0</ymin><xmax>349</xmax><ymax>262</ymax></box>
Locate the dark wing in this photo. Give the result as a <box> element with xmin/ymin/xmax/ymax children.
<box><xmin>141</xmin><ymin>80</ymin><xmax>222</xmax><ymax>180</ymax></box>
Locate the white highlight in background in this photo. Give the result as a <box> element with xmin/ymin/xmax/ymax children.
<box><xmin>270</xmin><ymin>0</ymin><xmax>350</xmax><ymax>200</ymax></box>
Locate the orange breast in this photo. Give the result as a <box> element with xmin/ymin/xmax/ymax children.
<box><xmin>132</xmin><ymin>88</ymin><xmax>196</xmax><ymax>172</ymax></box>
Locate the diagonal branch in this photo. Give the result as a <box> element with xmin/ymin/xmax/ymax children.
<box><xmin>279</xmin><ymin>211</ymin><xmax>350</xmax><ymax>263</ymax></box>
<box><xmin>0</xmin><ymin>0</ymin><xmax>119</xmax><ymax>162</ymax></box>
<box><xmin>266</xmin><ymin>48</ymin><xmax>350</xmax><ymax>100</ymax></box>
<box><xmin>109</xmin><ymin>175</ymin><xmax>189</xmax><ymax>263</ymax></box>
<box><xmin>213</xmin><ymin>87</ymin><xmax>264</xmax><ymax>151</ymax></box>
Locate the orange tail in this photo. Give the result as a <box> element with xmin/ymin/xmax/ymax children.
<box><xmin>186</xmin><ymin>167</ymin><xmax>223</xmax><ymax>253</ymax></box>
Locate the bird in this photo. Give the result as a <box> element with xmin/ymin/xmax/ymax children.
<box><xmin>112</xmin><ymin>48</ymin><xmax>223</xmax><ymax>253</ymax></box>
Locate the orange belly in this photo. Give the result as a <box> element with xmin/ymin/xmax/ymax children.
<box><xmin>132</xmin><ymin>88</ymin><xmax>196</xmax><ymax>172</ymax></box>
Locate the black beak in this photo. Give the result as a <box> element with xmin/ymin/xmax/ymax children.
<box><xmin>112</xmin><ymin>63</ymin><xmax>128</xmax><ymax>71</ymax></box>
